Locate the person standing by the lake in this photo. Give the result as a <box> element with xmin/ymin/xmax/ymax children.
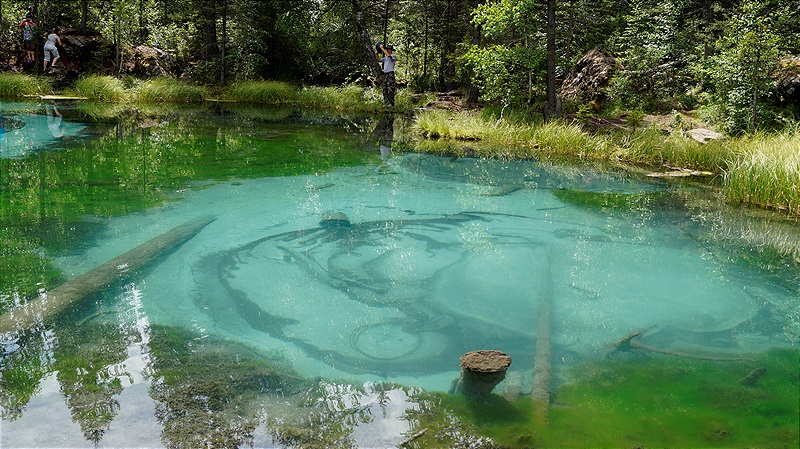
<box><xmin>43</xmin><ymin>28</ymin><xmax>64</xmax><ymax>71</ymax></box>
<box><xmin>378</xmin><ymin>43</ymin><xmax>397</xmax><ymax>108</ymax></box>
<box><xmin>19</xmin><ymin>15</ymin><xmax>36</xmax><ymax>63</ymax></box>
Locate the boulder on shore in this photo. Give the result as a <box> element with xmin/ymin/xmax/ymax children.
<box><xmin>686</xmin><ymin>128</ymin><xmax>724</xmax><ymax>144</ymax></box>
<box><xmin>59</xmin><ymin>28</ymin><xmax>103</xmax><ymax>70</ymax></box>
<box><xmin>120</xmin><ymin>45</ymin><xmax>177</xmax><ymax>78</ymax></box>
<box><xmin>561</xmin><ymin>48</ymin><xmax>622</xmax><ymax>110</ymax></box>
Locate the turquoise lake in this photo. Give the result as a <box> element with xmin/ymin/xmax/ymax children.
<box><xmin>0</xmin><ymin>103</ymin><xmax>797</xmax><ymax>448</ymax></box>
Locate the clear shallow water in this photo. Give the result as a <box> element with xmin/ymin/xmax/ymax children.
<box><xmin>0</xmin><ymin>107</ymin><xmax>798</xmax><ymax>448</ymax></box>
<box><xmin>0</xmin><ymin>103</ymin><xmax>86</xmax><ymax>158</ymax></box>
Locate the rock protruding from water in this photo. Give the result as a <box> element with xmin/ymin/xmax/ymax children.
<box><xmin>455</xmin><ymin>350</ymin><xmax>512</xmax><ymax>398</ymax></box>
<box><xmin>320</xmin><ymin>211</ymin><xmax>351</xmax><ymax>228</ymax></box>
<box><xmin>561</xmin><ymin>47</ymin><xmax>622</xmax><ymax>109</ymax></box>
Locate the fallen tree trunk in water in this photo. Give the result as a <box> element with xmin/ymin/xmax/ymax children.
<box><xmin>609</xmin><ymin>326</ymin><xmax>756</xmax><ymax>362</ymax></box>
<box><xmin>0</xmin><ymin>215</ymin><xmax>216</xmax><ymax>335</ymax></box>
<box><xmin>531</xmin><ymin>249</ymin><xmax>553</xmax><ymax>426</ymax></box>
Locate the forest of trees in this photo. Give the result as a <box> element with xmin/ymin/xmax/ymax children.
<box><xmin>0</xmin><ymin>0</ymin><xmax>798</xmax><ymax>133</ymax></box>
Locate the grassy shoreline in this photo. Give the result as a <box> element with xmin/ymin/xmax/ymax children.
<box><xmin>2</xmin><ymin>73</ymin><xmax>797</xmax><ymax>216</ymax></box>
<box><xmin>413</xmin><ymin>109</ymin><xmax>800</xmax><ymax>217</ymax></box>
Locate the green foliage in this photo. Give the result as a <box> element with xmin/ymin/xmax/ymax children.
<box><xmin>462</xmin><ymin>44</ymin><xmax>544</xmax><ymax>106</ymax></box>
<box><xmin>465</xmin><ymin>0</ymin><xmax>546</xmax><ymax>107</ymax></box>
<box><xmin>0</xmin><ymin>74</ymin><xmax>49</xmax><ymax>98</ymax></box>
<box><xmin>576</xmin><ymin>104</ymin><xmax>594</xmax><ymax>124</ymax></box>
<box><xmin>73</xmin><ymin>76</ymin><xmax>127</xmax><ymax>101</ymax></box>
<box><xmin>625</xmin><ymin>109</ymin><xmax>645</xmax><ymax>129</ymax></box>
<box><xmin>607</xmin><ymin>0</ymin><xmax>688</xmax><ymax>112</ymax></box>
<box><xmin>135</xmin><ymin>78</ymin><xmax>207</xmax><ymax>103</ymax></box>
<box><xmin>694</xmin><ymin>1</ymin><xmax>787</xmax><ymax>134</ymax></box>
<box><xmin>414</xmin><ymin>109</ymin><xmax>800</xmax><ymax>215</ymax></box>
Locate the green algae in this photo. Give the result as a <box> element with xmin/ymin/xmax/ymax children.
<box><xmin>408</xmin><ymin>348</ymin><xmax>799</xmax><ymax>448</ymax></box>
<box><xmin>551</xmin><ymin>188</ymin><xmax>670</xmax><ymax>213</ymax></box>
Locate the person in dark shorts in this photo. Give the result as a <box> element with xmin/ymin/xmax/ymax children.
<box><xmin>19</xmin><ymin>16</ymin><xmax>36</xmax><ymax>63</ymax></box>
<box><xmin>378</xmin><ymin>43</ymin><xmax>397</xmax><ymax>107</ymax></box>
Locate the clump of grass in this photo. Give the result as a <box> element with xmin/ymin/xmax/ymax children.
<box><xmin>296</xmin><ymin>85</ymin><xmax>388</xmax><ymax>112</ymax></box>
<box><xmin>135</xmin><ymin>78</ymin><xmax>207</xmax><ymax>103</ymax></box>
<box><xmin>0</xmin><ymin>73</ymin><xmax>49</xmax><ymax>98</ymax></box>
<box><xmin>613</xmin><ymin>127</ymin><xmax>732</xmax><ymax>170</ymax></box>
<box><xmin>224</xmin><ymin>81</ymin><xmax>298</xmax><ymax>104</ymax></box>
<box><xmin>73</xmin><ymin>75</ymin><xmax>126</xmax><ymax>101</ymax></box>
<box><xmin>724</xmin><ymin>128</ymin><xmax>800</xmax><ymax>214</ymax></box>
<box><xmin>414</xmin><ymin>110</ymin><xmax>609</xmax><ymax>160</ymax></box>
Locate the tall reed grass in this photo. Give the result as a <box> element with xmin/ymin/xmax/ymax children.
<box><xmin>414</xmin><ymin>110</ymin><xmax>609</xmax><ymax>160</ymax></box>
<box><xmin>135</xmin><ymin>78</ymin><xmax>207</xmax><ymax>103</ymax></box>
<box><xmin>0</xmin><ymin>73</ymin><xmax>49</xmax><ymax>98</ymax></box>
<box><xmin>224</xmin><ymin>82</ymin><xmax>417</xmax><ymax>111</ymax></box>
<box><xmin>73</xmin><ymin>75</ymin><xmax>126</xmax><ymax>101</ymax></box>
<box><xmin>296</xmin><ymin>85</ymin><xmax>370</xmax><ymax>110</ymax></box>
<box><xmin>724</xmin><ymin>128</ymin><xmax>800</xmax><ymax>214</ymax></box>
<box><xmin>224</xmin><ymin>81</ymin><xmax>298</xmax><ymax>104</ymax></box>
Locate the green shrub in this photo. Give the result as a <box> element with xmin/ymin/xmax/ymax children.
<box><xmin>73</xmin><ymin>75</ymin><xmax>126</xmax><ymax>101</ymax></box>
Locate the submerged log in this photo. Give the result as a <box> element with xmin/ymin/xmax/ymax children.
<box><xmin>0</xmin><ymin>215</ymin><xmax>216</xmax><ymax>335</ymax></box>
<box><xmin>609</xmin><ymin>326</ymin><xmax>755</xmax><ymax>362</ymax></box>
<box><xmin>739</xmin><ymin>367</ymin><xmax>767</xmax><ymax>386</ymax></box>
<box><xmin>503</xmin><ymin>370</ymin><xmax>524</xmax><ymax>401</ymax></box>
<box><xmin>455</xmin><ymin>350</ymin><xmax>512</xmax><ymax>398</ymax></box>
<box><xmin>531</xmin><ymin>254</ymin><xmax>553</xmax><ymax>425</ymax></box>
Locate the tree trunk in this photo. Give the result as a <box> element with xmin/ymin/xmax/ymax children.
<box><xmin>350</xmin><ymin>0</ymin><xmax>382</xmax><ymax>81</ymax></box>
<box><xmin>138</xmin><ymin>0</ymin><xmax>147</xmax><ymax>43</ymax></box>
<box><xmin>0</xmin><ymin>0</ymin><xmax>4</xmax><ymax>63</ymax></box>
<box><xmin>751</xmin><ymin>48</ymin><xmax>759</xmax><ymax>133</ymax></box>
<box><xmin>565</xmin><ymin>0</ymin><xmax>574</xmax><ymax>64</ymax></box>
<box><xmin>467</xmin><ymin>0</ymin><xmax>482</xmax><ymax>104</ymax></box>
<box><xmin>81</xmin><ymin>0</ymin><xmax>88</xmax><ymax>31</ymax></box>
<box><xmin>544</xmin><ymin>0</ymin><xmax>560</xmax><ymax>121</ymax></box>
<box><xmin>220</xmin><ymin>0</ymin><xmax>227</xmax><ymax>85</ymax></box>
<box><xmin>199</xmin><ymin>0</ymin><xmax>219</xmax><ymax>61</ymax></box>
<box><xmin>382</xmin><ymin>0</ymin><xmax>390</xmax><ymax>44</ymax></box>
